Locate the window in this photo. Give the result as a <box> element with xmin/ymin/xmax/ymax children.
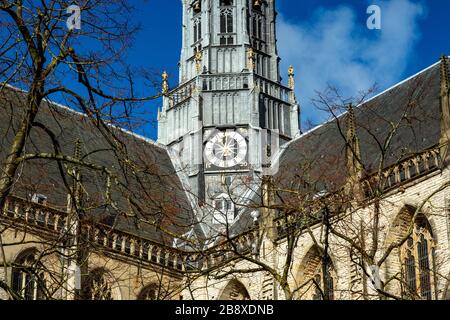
<box><xmin>220</xmin><ymin>36</ymin><xmax>234</xmax><ymax>45</ymax></box>
<box><xmin>31</xmin><ymin>193</ymin><xmax>47</xmax><ymax>205</ymax></box>
<box><xmin>252</xmin><ymin>15</ymin><xmax>263</xmax><ymax>39</ymax></box>
<box><xmin>222</xmin><ymin>175</ymin><xmax>232</xmax><ymax>187</ymax></box>
<box><xmin>12</xmin><ymin>250</ymin><xmax>46</xmax><ymax>300</ymax></box>
<box><xmin>193</xmin><ymin>18</ymin><xmax>202</xmax><ymax>43</ymax></box>
<box><xmin>218</xmin><ymin>279</ymin><xmax>250</xmax><ymax>300</ymax></box>
<box><xmin>225</xmin><ymin>199</ymin><xmax>233</xmax><ymax>211</ymax></box>
<box><xmin>213</xmin><ymin>194</ymin><xmax>237</xmax><ymax>224</ymax></box>
<box><xmin>401</xmin><ymin>217</ymin><xmax>434</xmax><ymax>300</ymax></box>
<box><xmin>215</xmin><ymin>200</ymin><xmax>224</xmax><ymax>211</ymax></box>
<box><xmin>296</xmin><ymin>247</ymin><xmax>335</xmax><ymax>300</ymax></box>
<box><xmin>83</xmin><ymin>268</ymin><xmax>114</xmax><ymax>300</ymax></box>
<box><xmin>312</xmin><ymin>260</ymin><xmax>334</xmax><ymax>300</ymax></box>
<box><xmin>138</xmin><ymin>284</ymin><xmax>160</xmax><ymax>300</ymax></box>
<box><xmin>220</xmin><ymin>9</ymin><xmax>233</xmax><ymax>34</ymax></box>
<box><xmin>220</xmin><ymin>0</ymin><xmax>233</xmax><ymax>6</ymax></box>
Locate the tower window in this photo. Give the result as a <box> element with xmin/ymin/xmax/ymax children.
<box><xmin>220</xmin><ymin>0</ymin><xmax>233</xmax><ymax>6</ymax></box>
<box><xmin>220</xmin><ymin>8</ymin><xmax>233</xmax><ymax>34</ymax></box>
<box><xmin>252</xmin><ymin>15</ymin><xmax>264</xmax><ymax>40</ymax></box>
<box><xmin>193</xmin><ymin>18</ymin><xmax>202</xmax><ymax>43</ymax></box>
<box><xmin>220</xmin><ymin>36</ymin><xmax>234</xmax><ymax>45</ymax></box>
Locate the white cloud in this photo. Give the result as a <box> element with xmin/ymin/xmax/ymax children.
<box><xmin>277</xmin><ymin>0</ymin><xmax>425</xmax><ymax>126</ymax></box>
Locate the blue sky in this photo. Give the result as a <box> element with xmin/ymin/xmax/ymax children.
<box><xmin>109</xmin><ymin>0</ymin><xmax>450</xmax><ymax>139</ymax></box>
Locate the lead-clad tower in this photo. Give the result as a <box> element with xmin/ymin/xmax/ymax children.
<box><xmin>158</xmin><ymin>0</ymin><xmax>300</xmax><ymax>234</ymax></box>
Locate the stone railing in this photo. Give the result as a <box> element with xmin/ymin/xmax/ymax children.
<box><xmin>378</xmin><ymin>147</ymin><xmax>440</xmax><ymax>192</ymax></box>
<box><xmin>199</xmin><ymin>73</ymin><xmax>251</xmax><ymax>92</ymax></box>
<box><xmin>253</xmin><ymin>74</ymin><xmax>292</xmax><ymax>103</ymax></box>
<box><xmin>200</xmin><ymin>229</ymin><xmax>260</xmax><ymax>270</ymax></box>
<box><xmin>2</xmin><ymin>196</ymin><xmax>67</xmax><ymax>232</ymax></box>
<box><xmin>84</xmin><ymin>223</ymin><xmax>188</xmax><ymax>272</ymax></box>
<box><xmin>272</xmin><ymin>146</ymin><xmax>442</xmax><ymax>240</ymax></box>
<box><xmin>166</xmin><ymin>78</ymin><xmax>197</xmax><ymax>109</ymax></box>
<box><xmin>1</xmin><ymin>196</ymin><xmax>260</xmax><ymax>272</ymax></box>
<box><xmin>166</xmin><ymin>73</ymin><xmax>294</xmax><ymax>109</ymax></box>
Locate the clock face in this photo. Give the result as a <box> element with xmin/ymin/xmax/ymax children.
<box><xmin>205</xmin><ymin>131</ymin><xmax>248</xmax><ymax>169</ymax></box>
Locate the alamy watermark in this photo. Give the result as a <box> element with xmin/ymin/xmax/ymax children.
<box><xmin>367</xmin><ymin>5</ymin><xmax>382</xmax><ymax>30</ymax></box>
<box><xmin>66</xmin><ymin>5</ymin><xmax>81</xmax><ymax>30</ymax></box>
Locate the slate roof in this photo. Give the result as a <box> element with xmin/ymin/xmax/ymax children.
<box><xmin>275</xmin><ymin>61</ymin><xmax>444</xmax><ymax>194</ymax></box>
<box><xmin>233</xmin><ymin>59</ymin><xmax>447</xmax><ymax>234</ymax></box>
<box><xmin>1</xmin><ymin>59</ymin><xmax>447</xmax><ymax>244</ymax></box>
<box><xmin>0</xmin><ymin>85</ymin><xmax>199</xmax><ymax>246</ymax></box>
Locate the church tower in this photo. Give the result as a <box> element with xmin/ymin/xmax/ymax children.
<box><xmin>158</xmin><ymin>0</ymin><xmax>300</xmax><ymax>234</ymax></box>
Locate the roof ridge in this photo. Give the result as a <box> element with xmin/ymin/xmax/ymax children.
<box><xmin>289</xmin><ymin>59</ymin><xmax>444</xmax><ymax>145</ymax></box>
<box><xmin>0</xmin><ymin>82</ymin><xmax>166</xmax><ymax>151</ymax></box>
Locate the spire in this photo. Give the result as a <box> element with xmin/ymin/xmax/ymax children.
<box><xmin>74</xmin><ymin>138</ymin><xmax>82</xmax><ymax>161</ymax></box>
<box><xmin>441</xmin><ymin>55</ymin><xmax>450</xmax><ymax>96</ymax></box>
<box><xmin>345</xmin><ymin>103</ymin><xmax>363</xmax><ymax>200</ymax></box>
<box><xmin>439</xmin><ymin>54</ymin><xmax>450</xmax><ymax>151</ymax></box>
<box><xmin>71</xmin><ymin>138</ymin><xmax>83</xmax><ymax>207</ymax></box>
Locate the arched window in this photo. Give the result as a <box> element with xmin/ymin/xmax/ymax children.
<box><xmin>83</xmin><ymin>268</ymin><xmax>118</xmax><ymax>300</ymax></box>
<box><xmin>12</xmin><ymin>249</ymin><xmax>46</xmax><ymax>300</ymax></box>
<box><xmin>193</xmin><ymin>18</ymin><xmax>202</xmax><ymax>43</ymax></box>
<box><xmin>252</xmin><ymin>15</ymin><xmax>263</xmax><ymax>39</ymax></box>
<box><xmin>312</xmin><ymin>261</ymin><xmax>334</xmax><ymax>300</ymax></box>
<box><xmin>138</xmin><ymin>283</ymin><xmax>168</xmax><ymax>300</ymax></box>
<box><xmin>401</xmin><ymin>216</ymin><xmax>435</xmax><ymax>300</ymax></box>
<box><xmin>138</xmin><ymin>284</ymin><xmax>157</xmax><ymax>300</ymax></box>
<box><xmin>296</xmin><ymin>246</ymin><xmax>335</xmax><ymax>300</ymax></box>
<box><xmin>219</xmin><ymin>279</ymin><xmax>250</xmax><ymax>300</ymax></box>
<box><xmin>220</xmin><ymin>8</ymin><xmax>233</xmax><ymax>34</ymax></box>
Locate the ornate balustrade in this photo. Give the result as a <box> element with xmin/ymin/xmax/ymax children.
<box><xmin>85</xmin><ymin>223</ymin><xmax>188</xmax><ymax>271</ymax></box>
<box><xmin>273</xmin><ymin>146</ymin><xmax>443</xmax><ymax>240</ymax></box>
<box><xmin>2</xmin><ymin>196</ymin><xmax>67</xmax><ymax>232</ymax></box>
<box><xmin>1</xmin><ymin>196</ymin><xmax>261</xmax><ymax>272</ymax></box>
<box><xmin>379</xmin><ymin>147</ymin><xmax>440</xmax><ymax>192</ymax></box>
<box><xmin>166</xmin><ymin>78</ymin><xmax>197</xmax><ymax>109</ymax></box>
<box><xmin>253</xmin><ymin>74</ymin><xmax>292</xmax><ymax>103</ymax></box>
<box><xmin>199</xmin><ymin>73</ymin><xmax>251</xmax><ymax>92</ymax></box>
<box><xmin>166</xmin><ymin>73</ymin><xmax>294</xmax><ymax>110</ymax></box>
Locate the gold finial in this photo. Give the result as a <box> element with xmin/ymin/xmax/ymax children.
<box><xmin>441</xmin><ymin>55</ymin><xmax>449</xmax><ymax>95</ymax></box>
<box><xmin>162</xmin><ymin>71</ymin><xmax>169</xmax><ymax>95</ymax></box>
<box><xmin>247</xmin><ymin>48</ymin><xmax>255</xmax><ymax>71</ymax></box>
<box><xmin>195</xmin><ymin>48</ymin><xmax>203</xmax><ymax>74</ymax></box>
<box><xmin>254</xmin><ymin>0</ymin><xmax>261</xmax><ymax>8</ymax></box>
<box><xmin>288</xmin><ymin>65</ymin><xmax>295</xmax><ymax>89</ymax></box>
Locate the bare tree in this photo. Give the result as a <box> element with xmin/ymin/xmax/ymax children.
<box><xmin>0</xmin><ymin>0</ymin><xmax>194</xmax><ymax>300</ymax></box>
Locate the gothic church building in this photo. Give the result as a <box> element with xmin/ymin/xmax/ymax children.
<box><xmin>1</xmin><ymin>0</ymin><xmax>450</xmax><ymax>300</ymax></box>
